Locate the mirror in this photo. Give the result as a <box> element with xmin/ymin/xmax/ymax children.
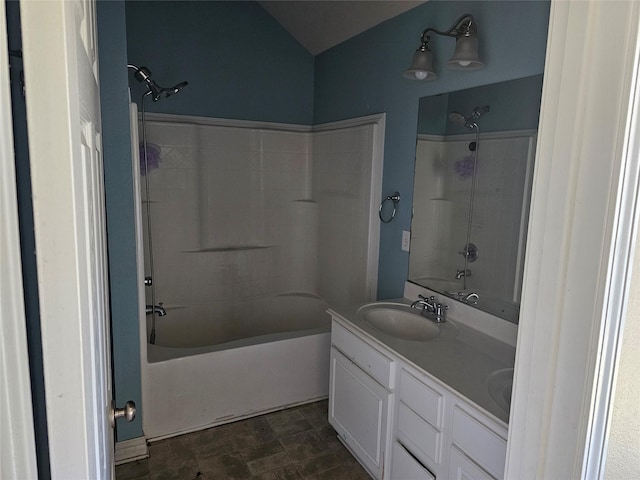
<box><xmin>408</xmin><ymin>75</ymin><xmax>544</xmax><ymax>323</ymax></box>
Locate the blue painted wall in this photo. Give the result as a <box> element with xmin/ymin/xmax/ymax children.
<box><xmin>97</xmin><ymin>0</ymin><xmax>549</xmax><ymax>443</ymax></box>
<box><xmin>97</xmin><ymin>0</ymin><xmax>143</xmax><ymax>441</ymax></box>
<box><xmin>314</xmin><ymin>1</ymin><xmax>550</xmax><ymax>298</ymax></box>
<box><xmin>418</xmin><ymin>74</ymin><xmax>544</xmax><ymax>135</ymax></box>
<box><xmin>125</xmin><ymin>1</ymin><xmax>314</xmax><ymax>124</ymax></box>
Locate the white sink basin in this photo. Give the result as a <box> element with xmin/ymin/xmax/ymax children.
<box><xmin>357</xmin><ymin>303</ymin><xmax>441</xmax><ymax>341</ymax></box>
<box><xmin>487</xmin><ymin>368</ymin><xmax>513</xmax><ymax>414</ymax></box>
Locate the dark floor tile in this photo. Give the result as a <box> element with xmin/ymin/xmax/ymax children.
<box><xmin>269</xmin><ymin>465</ymin><xmax>303</xmax><ymax>480</ymax></box>
<box><xmin>167</xmin><ymin>435</ymin><xmax>198</xmax><ymax>467</ymax></box>
<box><xmin>304</xmin><ymin>463</ymin><xmax>371</xmax><ymax>480</ymax></box>
<box><xmin>250</xmin><ymin>471</ymin><xmax>278</xmax><ymax>480</ymax></box>
<box><xmin>279</xmin><ymin>430</ymin><xmax>329</xmax><ymax>463</ymax></box>
<box><xmin>221</xmin><ymin>451</ymin><xmax>253</xmax><ymax>479</ymax></box>
<box><xmin>196</xmin><ymin>454</ymin><xmax>229</xmax><ymax>479</ymax></box>
<box><xmin>292</xmin><ymin>449</ymin><xmax>344</xmax><ymax>477</ymax></box>
<box><xmin>267</xmin><ymin>410</ymin><xmax>313</xmax><ymax>438</ymax></box>
<box><xmin>226</xmin><ymin>420</ymin><xmax>261</xmax><ymax>449</ymax></box>
<box><xmin>148</xmin><ymin>462</ymin><xmax>200</xmax><ymax>480</ymax></box>
<box><xmin>247</xmin><ymin>451</ymin><xmax>292</xmax><ymax>476</ymax></box>
<box><xmin>242</xmin><ymin>439</ymin><xmax>285</xmax><ymax>462</ymax></box>
<box><xmin>297</xmin><ymin>404</ymin><xmax>329</xmax><ymax>430</ymax></box>
<box><xmin>147</xmin><ymin>442</ymin><xmax>174</xmax><ymax>473</ymax></box>
<box><xmin>190</xmin><ymin>425</ymin><xmax>237</xmax><ymax>459</ymax></box>
<box><xmin>248</xmin><ymin>416</ymin><xmax>277</xmax><ymax>444</ymax></box>
<box><xmin>116</xmin><ymin>459</ymin><xmax>150</xmax><ymax>480</ymax></box>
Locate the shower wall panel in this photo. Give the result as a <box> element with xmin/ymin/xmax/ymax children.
<box><xmin>412</xmin><ymin>133</ymin><xmax>534</xmax><ymax>302</ymax></box>
<box><xmin>141</xmin><ymin>118</ymin><xmax>378</xmax><ymax>340</ymax></box>
<box><xmin>313</xmin><ymin>125</ymin><xmax>375</xmax><ymax>308</ymax></box>
<box><xmin>142</xmin><ymin>121</ymin><xmax>316</xmax><ymax>337</ymax></box>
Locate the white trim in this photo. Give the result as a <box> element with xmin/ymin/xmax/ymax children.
<box><xmin>140</xmin><ymin>112</ymin><xmax>312</xmax><ymax>132</ymax></box>
<box><xmin>417</xmin><ymin>129</ymin><xmax>538</xmax><ymax>143</ymax></box>
<box><xmin>506</xmin><ymin>1</ymin><xmax>640</xmax><ymax>478</ymax></box>
<box><xmin>0</xmin><ymin>6</ymin><xmax>38</xmax><ymax>478</ymax></box>
<box><xmin>583</xmin><ymin>10</ymin><xmax>640</xmax><ymax>477</ymax></box>
<box><xmin>114</xmin><ymin>437</ymin><xmax>148</xmax><ymax>466</ymax></box>
<box><xmin>312</xmin><ymin>113</ymin><xmax>386</xmax><ymax>132</ymax></box>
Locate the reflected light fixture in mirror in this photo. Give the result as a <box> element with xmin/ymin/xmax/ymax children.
<box><xmin>404</xmin><ymin>14</ymin><xmax>485</xmax><ymax>81</ymax></box>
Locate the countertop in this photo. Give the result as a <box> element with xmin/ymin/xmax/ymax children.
<box><xmin>328</xmin><ymin>299</ymin><xmax>516</xmax><ymax>425</ymax></box>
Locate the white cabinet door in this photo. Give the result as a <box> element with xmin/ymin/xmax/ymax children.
<box><xmin>329</xmin><ymin>347</ymin><xmax>391</xmax><ymax>479</ymax></box>
<box><xmin>449</xmin><ymin>446</ymin><xmax>496</xmax><ymax>480</ymax></box>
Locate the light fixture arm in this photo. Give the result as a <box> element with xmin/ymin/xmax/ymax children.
<box><xmin>420</xmin><ymin>14</ymin><xmax>477</xmax><ymax>42</ymax></box>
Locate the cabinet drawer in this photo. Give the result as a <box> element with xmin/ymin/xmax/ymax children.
<box><xmin>397</xmin><ymin>402</ymin><xmax>442</xmax><ymax>467</ymax></box>
<box><xmin>451</xmin><ymin>406</ymin><xmax>507</xmax><ymax>479</ymax></box>
<box><xmin>399</xmin><ymin>369</ymin><xmax>444</xmax><ymax>429</ymax></box>
<box><xmin>331</xmin><ymin>321</ymin><xmax>394</xmax><ymax>388</ymax></box>
<box><xmin>449</xmin><ymin>446</ymin><xmax>496</xmax><ymax>480</ymax></box>
<box><xmin>391</xmin><ymin>442</ymin><xmax>435</xmax><ymax>480</ymax></box>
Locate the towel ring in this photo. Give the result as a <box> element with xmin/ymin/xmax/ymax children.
<box><xmin>379</xmin><ymin>192</ymin><xmax>400</xmax><ymax>223</ymax></box>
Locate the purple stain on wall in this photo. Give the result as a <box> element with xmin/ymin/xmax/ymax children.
<box><xmin>140</xmin><ymin>143</ymin><xmax>161</xmax><ymax>176</ymax></box>
<box><xmin>455</xmin><ymin>155</ymin><xmax>476</xmax><ymax>179</ymax></box>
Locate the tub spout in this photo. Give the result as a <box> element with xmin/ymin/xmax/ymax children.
<box><xmin>146</xmin><ymin>304</ymin><xmax>166</xmax><ymax>316</ymax></box>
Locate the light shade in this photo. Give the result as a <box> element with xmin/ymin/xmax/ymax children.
<box><xmin>403</xmin><ymin>48</ymin><xmax>437</xmax><ymax>81</ymax></box>
<box><xmin>447</xmin><ymin>35</ymin><xmax>485</xmax><ymax>70</ymax></box>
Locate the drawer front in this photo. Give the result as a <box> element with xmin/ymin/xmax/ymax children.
<box><xmin>399</xmin><ymin>369</ymin><xmax>444</xmax><ymax>429</ymax></box>
<box><xmin>449</xmin><ymin>446</ymin><xmax>496</xmax><ymax>480</ymax></box>
<box><xmin>397</xmin><ymin>403</ymin><xmax>442</xmax><ymax>467</ymax></box>
<box><xmin>331</xmin><ymin>321</ymin><xmax>394</xmax><ymax>388</ymax></box>
<box><xmin>391</xmin><ymin>442</ymin><xmax>435</xmax><ymax>480</ymax></box>
<box><xmin>451</xmin><ymin>406</ymin><xmax>507</xmax><ymax>479</ymax></box>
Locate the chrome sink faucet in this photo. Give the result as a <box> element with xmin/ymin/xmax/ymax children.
<box><xmin>411</xmin><ymin>295</ymin><xmax>448</xmax><ymax>323</ymax></box>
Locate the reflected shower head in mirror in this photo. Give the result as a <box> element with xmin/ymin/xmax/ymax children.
<box><xmin>448</xmin><ymin>105</ymin><xmax>490</xmax><ymax>129</ymax></box>
<box><xmin>448</xmin><ymin>111</ymin><xmax>468</xmax><ymax>127</ymax></box>
<box><xmin>127</xmin><ymin>64</ymin><xmax>188</xmax><ymax>102</ymax></box>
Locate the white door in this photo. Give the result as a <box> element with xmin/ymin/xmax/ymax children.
<box><xmin>20</xmin><ymin>0</ymin><xmax>117</xmax><ymax>478</ymax></box>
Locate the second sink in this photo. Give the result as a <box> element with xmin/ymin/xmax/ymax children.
<box><xmin>357</xmin><ymin>303</ymin><xmax>441</xmax><ymax>341</ymax></box>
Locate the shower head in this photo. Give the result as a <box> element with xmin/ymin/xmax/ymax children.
<box><xmin>127</xmin><ymin>64</ymin><xmax>188</xmax><ymax>102</ymax></box>
<box><xmin>448</xmin><ymin>112</ymin><xmax>468</xmax><ymax>127</ymax></box>
<box><xmin>448</xmin><ymin>105</ymin><xmax>490</xmax><ymax>129</ymax></box>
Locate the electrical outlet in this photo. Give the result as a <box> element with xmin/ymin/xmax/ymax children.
<box><xmin>402</xmin><ymin>230</ymin><xmax>411</xmax><ymax>252</ymax></box>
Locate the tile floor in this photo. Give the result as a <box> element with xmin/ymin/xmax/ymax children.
<box><xmin>115</xmin><ymin>400</ymin><xmax>370</xmax><ymax>480</ymax></box>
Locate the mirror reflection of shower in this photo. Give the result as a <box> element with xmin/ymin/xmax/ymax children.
<box><xmin>128</xmin><ymin>64</ymin><xmax>188</xmax><ymax>344</ymax></box>
<box><xmin>447</xmin><ymin>105</ymin><xmax>490</xmax><ymax>290</ymax></box>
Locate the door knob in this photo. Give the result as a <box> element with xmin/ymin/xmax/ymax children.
<box><xmin>111</xmin><ymin>400</ymin><xmax>136</xmax><ymax>426</ymax></box>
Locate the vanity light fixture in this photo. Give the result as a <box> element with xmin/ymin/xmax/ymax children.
<box><xmin>403</xmin><ymin>14</ymin><xmax>485</xmax><ymax>81</ymax></box>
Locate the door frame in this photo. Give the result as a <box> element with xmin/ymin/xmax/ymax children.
<box><xmin>507</xmin><ymin>1</ymin><xmax>640</xmax><ymax>478</ymax></box>
<box><xmin>4</xmin><ymin>0</ymin><xmax>640</xmax><ymax>478</ymax></box>
<box><xmin>0</xmin><ymin>3</ymin><xmax>38</xmax><ymax>477</ymax></box>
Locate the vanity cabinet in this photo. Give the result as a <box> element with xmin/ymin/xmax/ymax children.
<box><xmin>329</xmin><ymin>322</ymin><xmax>395</xmax><ymax>479</ymax></box>
<box><xmin>329</xmin><ymin>315</ymin><xmax>509</xmax><ymax>480</ymax></box>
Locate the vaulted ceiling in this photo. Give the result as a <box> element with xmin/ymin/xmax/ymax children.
<box><xmin>258</xmin><ymin>1</ymin><xmax>427</xmax><ymax>55</ymax></box>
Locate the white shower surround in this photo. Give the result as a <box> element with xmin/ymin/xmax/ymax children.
<box><xmin>410</xmin><ymin>130</ymin><xmax>536</xmax><ymax>314</ymax></box>
<box><xmin>134</xmin><ymin>112</ymin><xmax>384</xmax><ymax>440</ymax></box>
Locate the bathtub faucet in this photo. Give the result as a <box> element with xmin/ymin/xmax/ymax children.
<box><xmin>146</xmin><ymin>304</ymin><xmax>166</xmax><ymax>316</ymax></box>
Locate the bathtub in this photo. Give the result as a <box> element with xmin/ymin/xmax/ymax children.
<box><xmin>141</xmin><ymin>294</ymin><xmax>331</xmax><ymax>440</ymax></box>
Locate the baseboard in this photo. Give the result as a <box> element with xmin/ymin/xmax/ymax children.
<box><xmin>115</xmin><ymin>436</ymin><xmax>149</xmax><ymax>465</ymax></box>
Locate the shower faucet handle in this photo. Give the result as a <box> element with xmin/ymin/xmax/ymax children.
<box><xmin>144</xmin><ymin>276</ymin><xmax>152</xmax><ymax>286</ymax></box>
